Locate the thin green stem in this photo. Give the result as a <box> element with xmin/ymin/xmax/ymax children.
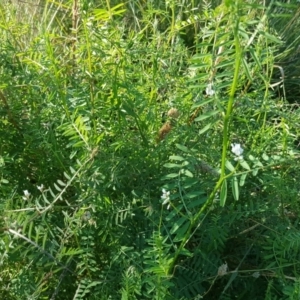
<box><xmin>220</xmin><ymin>18</ymin><xmax>242</xmax><ymax>177</ymax></box>
<box><xmin>167</xmin><ymin>176</ymin><xmax>224</xmax><ymax>275</ymax></box>
<box><xmin>168</xmin><ymin>5</ymin><xmax>243</xmax><ymax>276</ymax></box>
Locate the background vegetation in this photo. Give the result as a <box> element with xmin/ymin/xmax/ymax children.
<box><xmin>1</xmin><ymin>0</ymin><xmax>300</xmax><ymax>299</ymax></box>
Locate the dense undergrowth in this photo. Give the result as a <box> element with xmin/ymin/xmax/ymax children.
<box><xmin>1</xmin><ymin>0</ymin><xmax>300</xmax><ymax>299</ymax></box>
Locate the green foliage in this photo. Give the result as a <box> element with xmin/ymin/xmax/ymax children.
<box><xmin>1</xmin><ymin>0</ymin><xmax>300</xmax><ymax>299</ymax></box>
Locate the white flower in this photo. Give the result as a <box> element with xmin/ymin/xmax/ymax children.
<box><xmin>206</xmin><ymin>83</ymin><xmax>215</xmax><ymax>96</ymax></box>
<box><xmin>231</xmin><ymin>143</ymin><xmax>244</xmax><ymax>161</ymax></box>
<box><xmin>231</xmin><ymin>143</ymin><xmax>243</xmax><ymax>156</ymax></box>
<box><xmin>217</xmin><ymin>262</ymin><xmax>228</xmax><ymax>276</ymax></box>
<box><xmin>23</xmin><ymin>190</ymin><xmax>31</xmax><ymax>200</ymax></box>
<box><xmin>161</xmin><ymin>188</ymin><xmax>171</xmax><ymax>209</ymax></box>
<box><xmin>83</xmin><ymin>211</ymin><xmax>91</xmax><ymax>221</ymax></box>
<box><xmin>161</xmin><ymin>188</ymin><xmax>170</xmax><ymax>201</ymax></box>
<box><xmin>37</xmin><ymin>184</ymin><xmax>44</xmax><ymax>192</ymax></box>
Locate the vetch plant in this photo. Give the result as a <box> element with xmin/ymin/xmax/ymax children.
<box><xmin>1</xmin><ymin>0</ymin><xmax>300</xmax><ymax>299</ymax></box>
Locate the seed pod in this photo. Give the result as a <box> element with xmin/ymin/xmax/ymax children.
<box><xmin>157</xmin><ymin>122</ymin><xmax>172</xmax><ymax>142</ymax></box>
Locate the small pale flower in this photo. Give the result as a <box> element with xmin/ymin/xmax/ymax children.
<box><xmin>83</xmin><ymin>211</ymin><xmax>91</xmax><ymax>221</ymax></box>
<box><xmin>206</xmin><ymin>83</ymin><xmax>215</xmax><ymax>96</ymax></box>
<box><xmin>161</xmin><ymin>188</ymin><xmax>170</xmax><ymax>201</ymax></box>
<box><xmin>231</xmin><ymin>143</ymin><xmax>244</xmax><ymax>161</ymax></box>
<box><xmin>23</xmin><ymin>190</ymin><xmax>31</xmax><ymax>200</ymax></box>
<box><xmin>161</xmin><ymin>188</ymin><xmax>171</xmax><ymax>209</ymax></box>
<box><xmin>37</xmin><ymin>184</ymin><xmax>44</xmax><ymax>192</ymax></box>
<box><xmin>217</xmin><ymin>262</ymin><xmax>228</xmax><ymax>276</ymax></box>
